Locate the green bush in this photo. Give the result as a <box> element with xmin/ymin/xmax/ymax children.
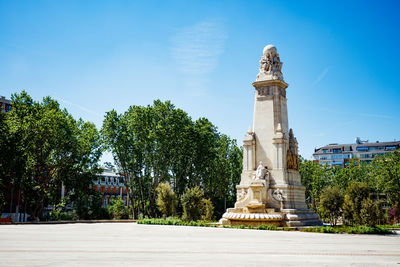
<box><xmin>301</xmin><ymin>225</ymin><xmax>392</xmax><ymax>235</ymax></box>
<box><xmin>60</xmin><ymin>211</ymin><xmax>79</xmax><ymax>221</ymax></box>
<box><xmin>181</xmin><ymin>186</ymin><xmax>204</xmax><ymax>221</ymax></box>
<box><xmin>319</xmin><ymin>186</ymin><xmax>343</xmax><ymax>226</ymax></box>
<box><xmin>343</xmin><ymin>181</ymin><xmax>370</xmax><ymax>225</ymax></box>
<box><xmin>257</xmin><ymin>224</ymin><xmax>278</xmax><ymax>230</ymax></box>
<box><xmin>360</xmin><ymin>198</ymin><xmax>385</xmax><ymax>226</ymax></box>
<box><xmin>137</xmin><ymin>217</ymin><xmax>212</xmax><ymax>227</ymax></box>
<box><xmin>108</xmin><ymin>197</ymin><xmax>129</xmax><ymax>219</ymax></box>
<box><xmin>156</xmin><ymin>183</ymin><xmax>178</xmax><ymax>218</ymax></box>
<box><xmin>201</xmin><ymin>198</ymin><xmax>214</xmax><ymax>220</ymax></box>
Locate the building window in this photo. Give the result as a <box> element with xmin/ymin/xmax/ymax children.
<box><xmin>360</xmin><ymin>154</ymin><xmax>372</xmax><ymax>158</ymax></box>
<box><xmin>386</xmin><ymin>146</ymin><xmax>397</xmax><ymax>150</ymax></box>
<box><xmin>331</xmin><ymin>154</ymin><xmax>343</xmax><ymax>160</ymax></box>
<box><xmin>322</xmin><ymin>149</ymin><xmax>329</xmax><ymax>153</ymax></box>
<box><xmin>332</xmin><ymin>149</ymin><xmax>341</xmax><ymax>153</ymax></box>
<box><xmin>357</xmin><ymin>147</ymin><xmax>367</xmax><ymax>151</ymax></box>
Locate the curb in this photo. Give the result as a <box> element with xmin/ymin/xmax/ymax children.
<box><xmin>0</xmin><ymin>220</ymin><xmax>137</xmax><ymax>225</ymax></box>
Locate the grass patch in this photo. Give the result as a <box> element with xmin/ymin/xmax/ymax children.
<box><xmin>301</xmin><ymin>225</ymin><xmax>393</xmax><ymax>235</ymax></box>
<box><xmin>378</xmin><ymin>224</ymin><xmax>400</xmax><ymax>229</ymax></box>
<box><xmin>138</xmin><ymin>218</ymin><xmax>393</xmax><ymax>235</ymax></box>
<box><xmin>137</xmin><ymin>218</ymin><xmax>213</xmax><ymax>227</ymax></box>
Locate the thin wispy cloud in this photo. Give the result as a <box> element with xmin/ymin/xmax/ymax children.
<box><xmin>170</xmin><ymin>19</ymin><xmax>228</xmax><ymax>75</ymax></box>
<box><xmin>57</xmin><ymin>97</ymin><xmax>102</xmax><ymax>118</ymax></box>
<box><xmin>312</xmin><ymin>67</ymin><xmax>329</xmax><ymax>86</ymax></box>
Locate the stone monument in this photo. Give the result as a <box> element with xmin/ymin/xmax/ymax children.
<box><xmin>220</xmin><ymin>45</ymin><xmax>321</xmax><ymax>227</ymax></box>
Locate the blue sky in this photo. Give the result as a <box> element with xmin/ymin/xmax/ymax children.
<box><xmin>1</xmin><ymin>0</ymin><xmax>399</xmax><ymax>162</ymax></box>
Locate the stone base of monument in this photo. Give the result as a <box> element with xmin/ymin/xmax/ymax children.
<box><xmin>219</xmin><ymin>208</ymin><xmax>321</xmax><ymax>227</ymax></box>
<box><xmin>281</xmin><ymin>209</ymin><xmax>322</xmax><ymax>227</ymax></box>
<box><xmin>220</xmin><ymin>207</ymin><xmax>283</xmax><ymax>227</ymax></box>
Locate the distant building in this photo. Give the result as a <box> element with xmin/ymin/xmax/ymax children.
<box><xmin>93</xmin><ymin>169</ymin><xmax>129</xmax><ymax>207</ymax></box>
<box><xmin>0</xmin><ymin>96</ymin><xmax>12</xmax><ymax>113</ymax></box>
<box><xmin>313</xmin><ymin>138</ymin><xmax>400</xmax><ymax>167</ymax></box>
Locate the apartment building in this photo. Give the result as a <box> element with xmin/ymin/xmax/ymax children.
<box><xmin>313</xmin><ymin>138</ymin><xmax>399</xmax><ymax>167</ymax></box>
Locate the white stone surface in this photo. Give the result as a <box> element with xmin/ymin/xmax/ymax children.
<box><xmin>0</xmin><ymin>223</ymin><xmax>399</xmax><ymax>266</ymax></box>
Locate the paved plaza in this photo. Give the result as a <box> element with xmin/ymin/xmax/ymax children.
<box><xmin>0</xmin><ymin>223</ymin><xmax>399</xmax><ymax>266</ymax></box>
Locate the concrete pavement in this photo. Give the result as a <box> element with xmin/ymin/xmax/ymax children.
<box><xmin>0</xmin><ymin>223</ymin><xmax>399</xmax><ymax>266</ymax></box>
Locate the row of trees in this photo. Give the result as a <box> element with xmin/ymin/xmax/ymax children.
<box><xmin>101</xmin><ymin>100</ymin><xmax>242</xmax><ymax>219</ymax></box>
<box><xmin>300</xmin><ymin>152</ymin><xmax>400</xmax><ymax>225</ymax></box>
<box><xmin>0</xmin><ymin>91</ymin><xmax>103</xmax><ymax>220</ymax></box>
<box><xmin>0</xmin><ymin>92</ymin><xmax>242</xmax><ymax>220</ymax></box>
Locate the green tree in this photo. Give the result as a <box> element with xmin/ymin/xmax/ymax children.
<box><xmin>333</xmin><ymin>160</ymin><xmax>371</xmax><ymax>191</ymax></box>
<box><xmin>299</xmin><ymin>158</ymin><xmax>332</xmax><ymax>211</ymax></box>
<box><xmin>319</xmin><ymin>186</ymin><xmax>343</xmax><ymax>226</ymax></box>
<box><xmin>156</xmin><ymin>183</ymin><xmax>178</xmax><ymax>217</ymax></box>
<box><xmin>342</xmin><ymin>181</ymin><xmax>370</xmax><ymax>225</ymax></box>
<box><xmin>370</xmin><ymin>151</ymin><xmax>400</xmax><ymax>206</ymax></box>
<box><xmin>3</xmin><ymin>91</ymin><xmax>102</xmax><ymax>220</ymax></box>
<box><xmin>101</xmin><ymin>100</ymin><xmax>242</xmax><ymax>219</ymax></box>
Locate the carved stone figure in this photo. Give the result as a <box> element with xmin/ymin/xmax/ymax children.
<box><xmin>287</xmin><ymin>128</ymin><xmax>299</xmax><ymax>170</ymax></box>
<box><xmin>237</xmin><ymin>188</ymin><xmax>247</xmax><ymax>202</ymax></box>
<box><xmin>272</xmin><ymin>189</ymin><xmax>284</xmax><ymax>202</ymax></box>
<box><xmin>255</xmin><ymin>161</ymin><xmax>267</xmax><ymax>180</ymax></box>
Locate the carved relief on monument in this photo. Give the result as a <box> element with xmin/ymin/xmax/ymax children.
<box><xmin>286</xmin><ymin>128</ymin><xmax>299</xmax><ymax>170</ymax></box>
<box><xmin>256</xmin><ymin>45</ymin><xmax>284</xmax><ymax>81</ymax></box>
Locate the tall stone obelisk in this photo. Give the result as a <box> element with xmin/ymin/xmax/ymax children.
<box><xmin>220</xmin><ymin>45</ymin><xmax>320</xmax><ymax>227</ymax></box>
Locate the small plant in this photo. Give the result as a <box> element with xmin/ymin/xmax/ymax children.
<box><xmin>201</xmin><ymin>198</ymin><xmax>214</xmax><ymax>221</ymax></box>
<box><xmin>301</xmin><ymin>225</ymin><xmax>392</xmax><ymax>235</ymax></box>
<box><xmin>181</xmin><ymin>186</ymin><xmax>204</xmax><ymax>221</ymax></box>
<box><xmin>108</xmin><ymin>197</ymin><xmax>129</xmax><ymax>219</ymax></box>
<box><xmin>156</xmin><ymin>183</ymin><xmax>178</xmax><ymax>218</ymax></box>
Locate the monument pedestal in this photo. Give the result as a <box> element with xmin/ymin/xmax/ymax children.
<box><xmin>219</xmin><ymin>45</ymin><xmax>321</xmax><ymax>227</ymax></box>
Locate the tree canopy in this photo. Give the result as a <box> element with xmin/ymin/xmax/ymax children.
<box><xmin>101</xmin><ymin>100</ymin><xmax>242</xmax><ymax>218</ymax></box>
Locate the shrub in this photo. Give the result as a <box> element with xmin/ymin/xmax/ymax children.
<box><xmin>343</xmin><ymin>181</ymin><xmax>370</xmax><ymax>225</ymax></box>
<box><xmin>201</xmin><ymin>198</ymin><xmax>214</xmax><ymax>220</ymax></box>
<box><xmin>360</xmin><ymin>198</ymin><xmax>384</xmax><ymax>226</ymax></box>
<box><xmin>156</xmin><ymin>183</ymin><xmax>178</xmax><ymax>218</ymax></box>
<box><xmin>388</xmin><ymin>205</ymin><xmax>400</xmax><ymax>224</ymax></box>
<box><xmin>319</xmin><ymin>186</ymin><xmax>344</xmax><ymax>226</ymax></box>
<box><xmin>181</xmin><ymin>186</ymin><xmax>204</xmax><ymax>221</ymax></box>
<box><xmin>257</xmin><ymin>224</ymin><xmax>278</xmax><ymax>230</ymax></box>
<box><xmin>59</xmin><ymin>211</ymin><xmax>79</xmax><ymax>221</ymax></box>
<box><xmin>108</xmin><ymin>197</ymin><xmax>129</xmax><ymax>219</ymax></box>
<box><xmin>301</xmin><ymin>225</ymin><xmax>391</xmax><ymax>235</ymax></box>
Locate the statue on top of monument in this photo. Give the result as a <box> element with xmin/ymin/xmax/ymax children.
<box><xmin>256</xmin><ymin>44</ymin><xmax>284</xmax><ymax>82</ymax></box>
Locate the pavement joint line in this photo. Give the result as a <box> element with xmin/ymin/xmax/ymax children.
<box><xmin>0</xmin><ymin>249</ymin><xmax>399</xmax><ymax>257</ymax></box>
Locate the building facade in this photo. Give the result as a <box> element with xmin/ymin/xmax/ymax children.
<box><xmin>0</xmin><ymin>96</ymin><xmax>12</xmax><ymax>113</ymax></box>
<box><xmin>92</xmin><ymin>169</ymin><xmax>129</xmax><ymax>207</ymax></box>
<box><xmin>313</xmin><ymin>138</ymin><xmax>400</xmax><ymax>167</ymax></box>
